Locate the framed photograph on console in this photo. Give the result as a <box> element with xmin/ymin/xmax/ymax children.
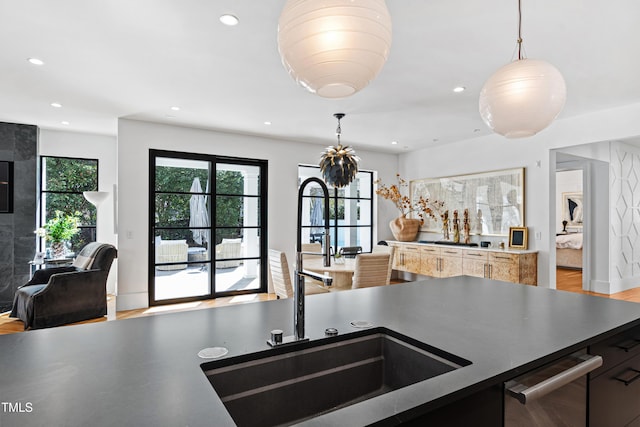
<box><xmin>509</xmin><ymin>227</ymin><xmax>528</xmax><ymax>249</ymax></box>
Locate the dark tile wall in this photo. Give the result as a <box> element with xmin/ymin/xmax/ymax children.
<box><xmin>0</xmin><ymin>122</ymin><xmax>37</xmax><ymax>312</ymax></box>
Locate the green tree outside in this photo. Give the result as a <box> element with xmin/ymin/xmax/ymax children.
<box><xmin>42</xmin><ymin>157</ymin><xmax>98</xmax><ymax>253</ymax></box>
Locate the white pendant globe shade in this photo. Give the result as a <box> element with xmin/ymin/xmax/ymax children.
<box><xmin>479</xmin><ymin>58</ymin><xmax>567</xmax><ymax>138</ymax></box>
<box><xmin>277</xmin><ymin>0</ymin><xmax>392</xmax><ymax>98</ymax></box>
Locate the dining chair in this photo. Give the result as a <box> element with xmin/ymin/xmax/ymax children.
<box><xmin>351</xmin><ymin>253</ymin><xmax>391</xmax><ymax>289</ymax></box>
<box><xmin>372</xmin><ymin>244</ymin><xmax>395</xmax><ymax>285</ymax></box>
<box><xmin>301</xmin><ymin>243</ymin><xmax>332</xmax><ymax>290</ymax></box>
<box><xmin>269</xmin><ymin>249</ymin><xmax>294</xmax><ymax>299</ymax></box>
<box><xmin>339</xmin><ymin>246</ymin><xmax>362</xmax><ymax>258</ymax></box>
<box><xmin>268</xmin><ymin>249</ymin><xmax>329</xmax><ymax>298</ymax></box>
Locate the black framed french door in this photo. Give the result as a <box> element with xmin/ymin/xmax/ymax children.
<box><xmin>149</xmin><ymin>149</ymin><xmax>268</xmax><ymax>306</ymax></box>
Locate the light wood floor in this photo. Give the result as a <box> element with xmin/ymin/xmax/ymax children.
<box><xmin>556</xmin><ymin>268</ymin><xmax>640</xmax><ymax>302</ymax></box>
<box><xmin>0</xmin><ymin>293</ymin><xmax>277</xmax><ymax>335</ymax></box>
<box><xmin>2</xmin><ymin>271</ymin><xmax>638</xmax><ymax>336</ymax></box>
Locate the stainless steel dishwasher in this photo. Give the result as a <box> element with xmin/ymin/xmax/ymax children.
<box><xmin>504</xmin><ymin>350</ymin><xmax>602</xmax><ymax>426</ymax></box>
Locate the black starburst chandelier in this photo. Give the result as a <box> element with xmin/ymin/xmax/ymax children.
<box><xmin>319</xmin><ymin>113</ymin><xmax>360</xmax><ymax>188</ymax></box>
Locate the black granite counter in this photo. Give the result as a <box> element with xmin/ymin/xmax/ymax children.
<box><xmin>1</xmin><ymin>277</ymin><xmax>640</xmax><ymax>426</ymax></box>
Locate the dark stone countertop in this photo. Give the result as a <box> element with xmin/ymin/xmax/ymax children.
<box><xmin>1</xmin><ymin>277</ymin><xmax>640</xmax><ymax>426</ymax></box>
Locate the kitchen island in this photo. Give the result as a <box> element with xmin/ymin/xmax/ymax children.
<box><xmin>1</xmin><ymin>277</ymin><xmax>639</xmax><ymax>426</ymax></box>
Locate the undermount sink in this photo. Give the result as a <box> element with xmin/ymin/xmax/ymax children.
<box><xmin>201</xmin><ymin>327</ymin><xmax>471</xmax><ymax>426</ymax></box>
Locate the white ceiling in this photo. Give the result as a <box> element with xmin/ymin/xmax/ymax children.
<box><xmin>1</xmin><ymin>0</ymin><xmax>639</xmax><ymax>153</ymax></box>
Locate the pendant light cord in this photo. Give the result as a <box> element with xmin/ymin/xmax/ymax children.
<box><xmin>517</xmin><ymin>0</ymin><xmax>523</xmax><ymax>60</ymax></box>
<box><xmin>334</xmin><ymin>113</ymin><xmax>345</xmax><ymax>148</ymax></box>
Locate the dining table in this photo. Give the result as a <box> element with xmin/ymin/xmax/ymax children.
<box><xmin>302</xmin><ymin>257</ymin><xmax>356</xmax><ymax>291</ymax></box>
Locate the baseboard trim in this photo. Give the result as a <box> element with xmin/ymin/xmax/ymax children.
<box><xmin>115</xmin><ymin>292</ymin><xmax>149</xmax><ymax>311</ymax></box>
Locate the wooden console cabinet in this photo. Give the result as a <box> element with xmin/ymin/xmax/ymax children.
<box><xmin>390</xmin><ymin>241</ymin><xmax>537</xmax><ymax>286</ymax></box>
<box><xmin>420</xmin><ymin>246</ymin><xmax>463</xmax><ymax>278</ymax></box>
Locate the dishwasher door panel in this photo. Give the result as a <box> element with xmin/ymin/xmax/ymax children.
<box><xmin>505</xmin><ymin>351</ymin><xmax>602</xmax><ymax>427</ymax></box>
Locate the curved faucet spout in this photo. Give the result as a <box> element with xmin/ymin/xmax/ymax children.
<box><xmin>294</xmin><ymin>177</ymin><xmax>332</xmax><ymax>341</ymax></box>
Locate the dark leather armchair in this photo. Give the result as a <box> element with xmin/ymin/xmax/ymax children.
<box><xmin>10</xmin><ymin>242</ymin><xmax>117</xmax><ymax>330</ymax></box>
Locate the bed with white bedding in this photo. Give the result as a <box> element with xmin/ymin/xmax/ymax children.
<box><xmin>556</xmin><ymin>232</ymin><xmax>583</xmax><ymax>269</ymax></box>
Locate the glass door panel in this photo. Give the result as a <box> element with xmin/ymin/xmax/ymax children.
<box><xmin>213</xmin><ymin>162</ymin><xmax>264</xmax><ymax>295</ymax></box>
<box><xmin>152</xmin><ymin>157</ymin><xmax>212</xmax><ymax>302</ymax></box>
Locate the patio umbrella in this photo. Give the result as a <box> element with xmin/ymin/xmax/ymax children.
<box><xmin>189</xmin><ymin>177</ymin><xmax>209</xmax><ymax>245</ymax></box>
<box><xmin>309</xmin><ymin>189</ymin><xmax>324</xmax><ymax>243</ymax></box>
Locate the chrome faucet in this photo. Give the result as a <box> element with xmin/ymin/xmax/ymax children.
<box><xmin>294</xmin><ymin>177</ymin><xmax>333</xmax><ymax>341</ymax></box>
<box><xmin>267</xmin><ymin>177</ymin><xmax>333</xmax><ymax>348</ymax></box>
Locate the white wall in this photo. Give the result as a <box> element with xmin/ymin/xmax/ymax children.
<box><xmin>116</xmin><ymin>119</ymin><xmax>398</xmax><ymax>310</ymax></box>
<box><xmin>399</xmin><ymin>101</ymin><xmax>640</xmax><ymax>289</ymax></box>
<box><xmin>38</xmin><ymin>129</ymin><xmax>118</xmax><ymax>293</ymax></box>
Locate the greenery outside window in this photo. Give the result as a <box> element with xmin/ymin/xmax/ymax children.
<box><xmin>40</xmin><ymin>156</ymin><xmax>98</xmax><ymax>254</ymax></box>
<box><xmin>298</xmin><ymin>165</ymin><xmax>374</xmax><ymax>252</ymax></box>
<box><xmin>150</xmin><ymin>150</ymin><xmax>268</xmax><ymax>306</ymax></box>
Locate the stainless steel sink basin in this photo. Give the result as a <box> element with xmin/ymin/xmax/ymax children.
<box><xmin>201</xmin><ymin>327</ymin><xmax>471</xmax><ymax>426</ymax></box>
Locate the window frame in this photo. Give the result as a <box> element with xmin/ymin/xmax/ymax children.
<box><xmin>39</xmin><ymin>155</ymin><xmax>99</xmax><ymax>253</ymax></box>
<box><xmin>149</xmin><ymin>149</ymin><xmax>269</xmax><ymax>306</ymax></box>
<box><xmin>298</xmin><ymin>164</ymin><xmax>374</xmax><ymax>252</ymax></box>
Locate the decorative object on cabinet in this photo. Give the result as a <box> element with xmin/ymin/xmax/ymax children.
<box><xmin>478</xmin><ymin>0</ymin><xmax>566</xmax><ymax>138</ymax></box>
<box><xmin>441</xmin><ymin>210</ymin><xmax>450</xmax><ymax>240</ymax></box>
<box><xmin>411</xmin><ymin>167</ymin><xmax>524</xmax><ymax>236</ymax></box>
<box><xmin>389</xmin><ymin>216</ymin><xmax>421</xmax><ymax>242</ymax></box>
<box><xmin>319</xmin><ymin>113</ymin><xmax>360</xmax><ymax>188</ymax></box>
<box><xmin>376</xmin><ymin>173</ymin><xmax>444</xmax><ymax>241</ymax></box>
<box><xmin>452</xmin><ymin>210</ymin><xmax>460</xmax><ymax>243</ymax></box>
<box><xmin>508</xmin><ymin>226</ymin><xmax>528</xmax><ymax>249</ymax></box>
<box><xmin>463</xmin><ymin>208</ymin><xmax>471</xmax><ymax>244</ymax></box>
<box><xmin>562</xmin><ymin>192</ymin><xmax>583</xmax><ymax>228</ymax></box>
<box><xmin>277</xmin><ymin>0</ymin><xmax>392</xmax><ymax>98</ymax></box>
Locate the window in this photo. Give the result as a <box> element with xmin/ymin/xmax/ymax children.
<box><xmin>40</xmin><ymin>156</ymin><xmax>98</xmax><ymax>253</ymax></box>
<box><xmin>298</xmin><ymin>165</ymin><xmax>373</xmax><ymax>252</ymax></box>
<box><xmin>149</xmin><ymin>150</ymin><xmax>268</xmax><ymax>306</ymax></box>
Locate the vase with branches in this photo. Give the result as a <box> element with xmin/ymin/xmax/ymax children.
<box><xmin>375</xmin><ymin>174</ymin><xmax>445</xmax><ymax>241</ymax></box>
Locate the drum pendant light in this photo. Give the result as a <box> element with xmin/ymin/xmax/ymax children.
<box><xmin>320</xmin><ymin>114</ymin><xmax>360</xmax><ymax>188</ymax></box>
<box><xmin>479</xmin><ymin>0</ymin><xmax>566</xmax><ymax>138</ymax></box>
<box><xmin>277</xmin><ymin>0</ymin><xmax>392</xmax><ymax>98</ymax></box>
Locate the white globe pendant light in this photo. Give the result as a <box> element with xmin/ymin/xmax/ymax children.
<box><xmin>479</xmin><ymin>0</ymin><xmax>566</xmax><ymax>138</ymax></box>
<box><xmin>277</xmin><ymin>0</ymin><xmax>392</xmax><ymax>98</ymax></box>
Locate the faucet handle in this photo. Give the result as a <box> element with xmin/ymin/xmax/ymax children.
<box><xmin>270</xmin><ymin>329</ymin><xmax>283</xmax><ymax>345</ymax></box>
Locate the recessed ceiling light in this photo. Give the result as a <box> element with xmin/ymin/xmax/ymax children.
<box><xmin>219</xmin><ymin>14</ymin><xmax>239</xmax><ymax>26</ymax></box>
<box><xmin>170</xmin><ymin>106</ymin><xmax>180</xmax><ymax>111</ymax></box>
<box><xmin>61</xmin><ymin>121</ymin><xmax>70</xmax><ymax>125</ymax></box>
<box><xmin>473</xmin><ymin>128</ymin><xmax>481</xmax><ymax>133</ymax></box>
<box><xmin>433</xmin><ymin>138</ymin><xmax>439</xmax><ymax>142</ymax></box>
<box><xmin>264</xmin><ymin>121</ymin><xmax>272</xmax><ymax>125</ymax></box>
<box><xmin>27</xmin><ymin>57</ymin><xmax>44</xmax><ymax>66</ymax></box>
<box><xmin>453</xmin><ymin>86</ymin><xmax>465</xmax><ymax>93</ymax></box>
<box><xmin>51</xmin><ymin>102</ymin><xmax>62</xmax><ymax>108</ymax></box>
<box><xmin>391</xmin><ymin>141</ymin><xmax>398</xmax><ymax>145</ymax></box>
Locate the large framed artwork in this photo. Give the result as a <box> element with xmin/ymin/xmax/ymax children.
<box><xmin>562</xmin><ymin>192</ymin><xmax>583</xmax><ymax>228</ymax></box>
<box><xmin>410</xmin><ymin>167</ymin><xmax>525</xmax><ymax>236</ymax></box>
